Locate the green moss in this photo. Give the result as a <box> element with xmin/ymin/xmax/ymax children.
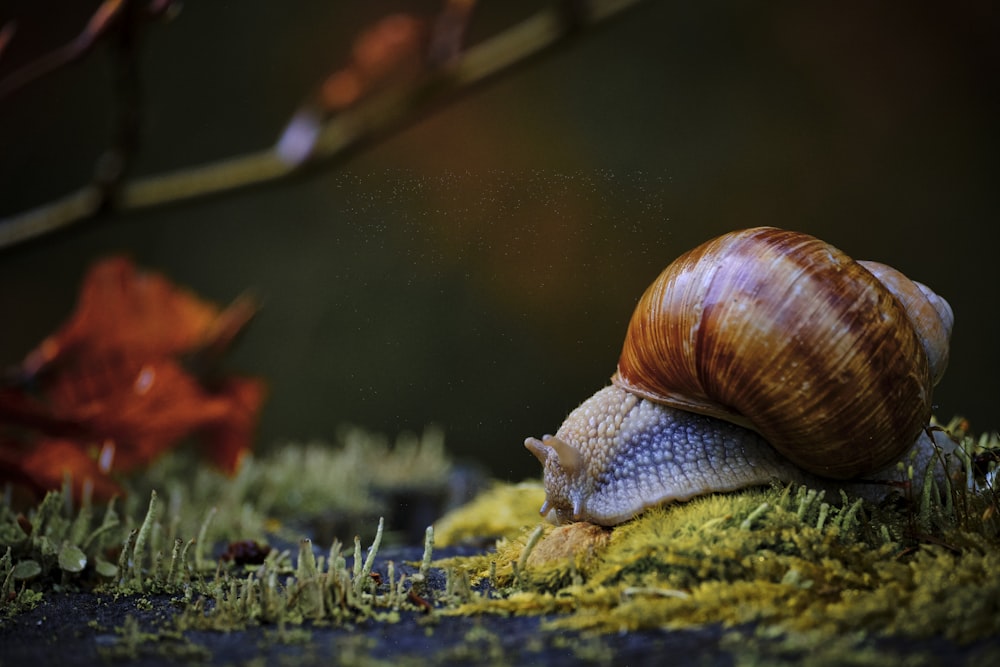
<box><xmin>0</xmin><ymin>486</ymin><xmax>127</xmax><ymax>618</ymax></box>
<box><xmin>433</xmin><ymin>417</ymin><xmax>1000</xmax><ymax>647</ymax></box>
<box><xmin>127</xmin><ymin>425</ymin><xmax>452</xmax><ymax>547</ymax></box>
<box><xmin>172</xmin><ymin>517</ymin><xmax>436</xmax><ymax>632</ymax></box>
<box><xmin>441</xmin><ymin>472</ymin><xmax>1000</xmax><ymax>643</ymax></box>
<box><xmin>3</xmin><ymin>418</ymin><xmax>997</xmax><ymax>663</ymax></box>
<box><xmin>434</xmin><ymin>481</ymin><xmax>546</xmax><ymax>547</ymax></box>
<box><xmin>1</xmin><ymin>424</ymin><xmax>454</xmax><ymax>631</ymax></box>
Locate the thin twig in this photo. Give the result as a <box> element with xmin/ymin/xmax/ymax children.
<box><xmin>0</xmin><ymin>0</ymin><xmax>128</xmax><ymax>100</ymax></box>
<box><xmin>0</xmin><ymin>0</ymin><xmax>644</xmax><ymax>251</ymax></box>
<box><xmin>0</xmin><ymin>1</ymin><xmax>178</xmax><ymax>100</ymax></box>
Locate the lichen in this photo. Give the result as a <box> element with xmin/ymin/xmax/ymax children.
<box><xmin>101</xmin><ymin>424</ymin><xmax>455</xmax><ymax>551</ymax></box>
<box><xmin>1</xmin><ymin>484</ymin><xmax>125</xmax><ymax>618</ymax></box>
<box><xmin>172</xmin><ymin>519</ymin><xmax>435</xmax><ymax>631</ymax></box>
<box><xmin>433</xmin><ymin>481</ymin><xmax>547</xmax><ymax>547</ymax></box>
<box><xmin>1</xmin><ymin>423</ymin><xmax>454</xmax><ymax>628</ymax></box>
<box><xmin>441</xmin><ymin>469</ymin><xmax>1000</xmax><ymax>643</ymax></box>
<box><xmin>424</xmin><ymin>419</ymin><xmax>1000</xmax><ymax>650</ymax></box>
<box><xmin>2</xmin><ymin>418</ymin><xmax>997</xmax><ymax>664</ymax></box>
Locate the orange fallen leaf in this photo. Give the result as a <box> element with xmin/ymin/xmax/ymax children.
<box><xmin>199</xmin><ymin>374</ymin><xmax>267</xmax><ymax>474</ymax></box>
<box><xmin>41</xmin><ymin>357</ymin><xmax>264</xmax><ymax>473</ymax></box>
<box><xmin>0</xmin><ymin>438</ymin><xmax>123</xmax><ymax>502</ymax></box>
<box><xmin>0</xmin><ymin>255</ymin><xmax>264</xmax><ymax>501</ymax></box>
<box><xmin>20</xmin><ymin>256</ymin><xmax>247</xmax><ymax>378</ymax></box>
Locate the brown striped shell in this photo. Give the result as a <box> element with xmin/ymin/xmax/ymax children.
<box><xmin>613</xmin><ymin>227</ymin><xmax>953</xmax><ymax>479</ymax></box>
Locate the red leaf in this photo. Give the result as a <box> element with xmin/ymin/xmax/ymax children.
<box><xmin>0</xmin><ymin>438</ymin><xmax>122</xmax><ymax>501</ymax></box>
<box><xmin>0</xmin><ymin>255</ymin><xmax>264</xmax><ymax>501</ymax></box>
<box><xmin>21</xmin><ymin>256</ymin><xmax>233</xmax><ymax>378</ymax></box>
<box><xmin>43</xmin><ymin>358</ymin><xmax>259</xmax><ymax>472</ymax></box>
<box><xmin>199</xmin><ymin>375</ymin><xmax>267</xmax><ymax>474</ymax></box>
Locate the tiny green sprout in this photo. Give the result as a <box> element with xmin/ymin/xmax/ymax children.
<box><xmin>165</xmin><ymin>538</ymin><xmax>185</xmax><ymax>586</ymax></box>
<box><xmin>795</xmin><ymin>487</ymin><xmax>824</xmax><ymax>521</ymax></box>
<box><xmin>67</xmin><ymin>496</ymin><xmax>93</xmax><ymax>546</ymax></box>
<box><xmin>12</xmin><ymin>559</ymin><xmax>42</xmax><ymax>581</ymax></box>
<box><xmin>514</xmin><ymin>524</ymin><xmax>545</xmax><ymax>588</ymax></box>
<box><xmin>740</xmin><ymin>501</ymin><xmax>769</xmax><ymax>530</ymax></box>
<box><xmin>444</xmin><ymin>566</ymin><xmax>473</xmax><ymax>603</ymax></box>
<box><xmin>779</xmin><ymin>567</ymin><xmax>812</xmax><ymax>590</ymax></box>
<box><xmin>419</xmin><ymin>525</ymin><xmax>434</xmax><ymax>579</ymax></box>
<box><xmin>58</xmin><ymin>543</ymin><xmax>87</xmax><ymax>573</ymax></box>
<box><xmin>354</xmin><ymin>516</ymin><xmax>384</xmax><ymax>597</ymax></box>
<box><xmin>82</xmin><ymin>499</ymin><xmax>121</xmax><ymax>552</ymax></box>
<box><xmin>919</xmin><ymin>460</ymin><xmax>940</xmax><ymax>532</ymax></box>
<box><xmin>410</xmin><ymin>525</ymin><xmax>435</xmax><ymax>598</ymax></box>
<box><xmin>1</xmin><ymin>547</ymin><xmax>13</xmax><ymax>598</ymax></box>
<box><xmin>833</xmin><ymin>496</ymin><xmax>864</xmax><ymax>533</ymax></box>
<box><xmin>170</xmin><ymin>515</ymin><xmax>410</xmax><ymax>631</ymax></box>
<box><xmin>132</xmin><ymin>491</ymin><xmax>160</xmax><ymax>587</ymax></box>
<box><xmin>193</xmin><ymin>506</ymin><xmax>217</xmax><ymax>571</ymax></box>
<box><xmin>295</xmin><ymin>539</ymin><xmax>323</xmax><ymax>619</ymax></box>
<box><xmin>815</xmin><ymin>502</ymin><xmax>830</xmax><ymax>531</ymax></box>
<box><xmin>95</xmin><ymin>557</ymin><xmax>119</xmax><ymax>579</ymax></box>
<box><xmin>699</xmin><ymin>515</ymin><xmax>731</xmax><ymax>532</ymax></box>
<box><xmin>32</xmin><ymin>491</ymin><xmax>62</xmax><ymax>537</ymax></box>
<box><xmin>352</xmin><ymin>535</ymin><xmax>362</xmax><ymax>581</ymax></box>
<box><xmin>297</xmin><ymin>539</ymin><xmax>319</xmax><ymax>580</ymax></box>
<box><xmin>117</xmin><ymin>529</ymin><xmax>138</xmax><ymax>585</ymax></box>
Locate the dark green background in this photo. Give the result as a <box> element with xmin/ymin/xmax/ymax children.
<box><xmin>1</xmin><ymin>1</ymin><xmax>996</xmax><ymax>480</ymax></box>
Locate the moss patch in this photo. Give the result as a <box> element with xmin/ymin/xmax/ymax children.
<box><xmin>442</xmin><ymin>479</ymin><xmax>1000</xmax><ymax>643</ymax></box>
<box><xmin>433</xmin><ymin>481</ymin><xmax>546</xmax><ymax>546</ymax></box>
<box><xmin>2</xmin><ymin>419</ymin><xmax>997</xmax><ymax>664</ymax></box>
<box><xmin>1</xmin><ymin>425</ymin><xmax>457</xmax><ymax>623</ymax></box>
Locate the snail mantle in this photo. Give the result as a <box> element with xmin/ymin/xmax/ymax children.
<box><xmin>525</xmin><ymin>227</ymin><xmax>958</xmax><ymax>526</ymax></box>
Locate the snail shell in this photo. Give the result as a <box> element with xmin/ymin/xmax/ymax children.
<box><xmin>525</xmin><ymin>227</ymin><xmax>954</xmax><ymax>525</ymax></box>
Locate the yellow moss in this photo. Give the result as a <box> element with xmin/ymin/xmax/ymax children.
<box><xmin>441</xmin><ymin>480</ymin><xmax>1000</xmax><ymax>644</ymax></box>
<box><xmin>433</xmin><ymin>481</ymin><xmax>547</xmax><ymax>547</ymax></box>
<box><xmin>525</xmin><ymin>522</ymin><xmax>611</xmax><ymax>568</ymax></box>
<box><xmin>434</xmin><ymin>522</ymin><xmax>554</xmax><ymax>586</ymax></box>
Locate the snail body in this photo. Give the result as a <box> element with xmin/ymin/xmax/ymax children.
<box><xmin>525</xmin><ymin>227</ymin><xmax>954</xmax><ymax>526</ymax></box>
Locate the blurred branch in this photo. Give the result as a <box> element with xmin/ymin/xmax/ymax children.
<box><xmin>0</xmin><ymin>0</ymin><xmax>176</xmax><ymax>101</ymax></box>
<box><xmin>0</xmin><ymin>0</ymin><xmax>643</xmax><ymax>250</ymax></box>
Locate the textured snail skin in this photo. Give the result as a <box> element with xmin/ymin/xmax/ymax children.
<box><xmin>525</xmin><ymin>386</ymin><xmax>955</xmax><ymax>526</ymax></box>
<box><xmin>525</xmin><ymin>386</ymin><xmax>809</xmax><ymax>525</ymax></box>
<box><xmin>525</xmin><ymin>227</ymin><xmax>955</xmax><ymax>526</ymax></box>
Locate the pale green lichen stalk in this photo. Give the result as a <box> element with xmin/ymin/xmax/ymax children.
<box><xmin>2</xmin><ymin>418</ymin><xmax>998</xmax><ymax>663</ymax></box>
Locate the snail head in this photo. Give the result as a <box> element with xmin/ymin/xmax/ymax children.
<box><xmin>525</xmin><ymin>434</ymin><xmax>588</xmax><ymax>522</ymax></box>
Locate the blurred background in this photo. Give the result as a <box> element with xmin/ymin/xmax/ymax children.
<box><xmin>0</xmin><ymin>0</ymin><xmax>996</xmax><ymax>481</ymax></box>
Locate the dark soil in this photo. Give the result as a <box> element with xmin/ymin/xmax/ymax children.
<box><xmin>2</xmin><ymin>545</ymin><xmax>997</xmax><ymax>666</ymax></box>
<box><xmin>0</xmin><ymin>591</ymin><xmax>730</xmax><ymax>666</ymax></box>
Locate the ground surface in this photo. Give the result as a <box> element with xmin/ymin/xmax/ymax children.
<box><xmin>2</xmin><ymin>544</ymin><xmax>997</xmax><ymax>667</ymax></box>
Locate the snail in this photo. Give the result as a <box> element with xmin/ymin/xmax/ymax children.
<box><xmin>525</xmin><ymin>227</ymin><xmax>956</xmax><ymax>526</ymax></box>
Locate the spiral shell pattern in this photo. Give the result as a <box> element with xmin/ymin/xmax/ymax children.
<box><xmin>613</xmin><ymin>227</ymin><xmax>951</xmax><ymax>479</ymax></box>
